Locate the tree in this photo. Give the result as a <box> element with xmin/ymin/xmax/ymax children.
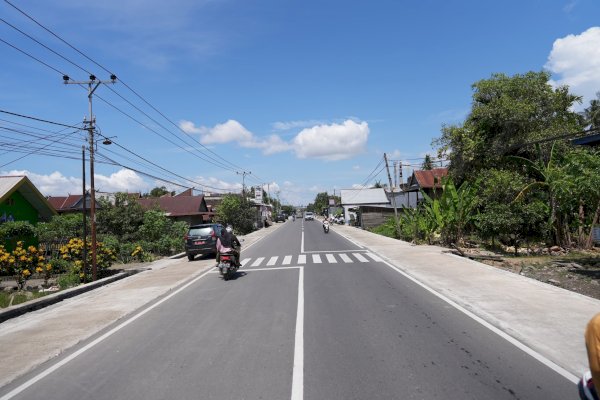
<box><xmin>581</xmin><ymin>92</ymin><xmax>600</xmax><ymax>130</ymax></box>
<box><xmin>421</xmin><ymin>154</ymin><xmax>434</xmax><ymax>170</ymax></box>
<box><xmin>96</xmin><ymin>193</ymin><xmax>145</xmax><ymax>242</ymax></box>
<box><xmin>145</xmin><ymin>186</ymin><xmax>173</xmax><ymax>197</ymax></box>
<box><xmin>434</xmin><ymin>71</ymin><xmax>582</xmax><ymax>182</ymax></box>
<box><xmin>215</xmin><ymin>194</ymin><xmax>256</xmax><ymax>234</ymax></box>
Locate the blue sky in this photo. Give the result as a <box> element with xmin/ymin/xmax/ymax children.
<box><xmin>1</xmin><ymin>0</ymin><xmax>599</xmax><ymax>206</ymax></box>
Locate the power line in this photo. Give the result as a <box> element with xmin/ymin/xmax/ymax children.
<box><xmin>0</xmin><ymin>127</ymin><xmax>80</xmax><ymax>168</ymax></box>
<box><xmin>0</xmin><ymin>109</ymin><xmax>85</xmax><ymax>130</ymax></box>
<box><xmin>0</xmin><ymin>16</ymin><xmax>92</xmax><ymax>76</ymax></box>
<box><xmin>0</xmin><ymin>36</ymin><xmax>67</xmax><ymax>76</ymax></box>
<box><xmin>3</xmin><ymin>0</ymin><xmax>251</xmax><ymax>174</ymax></box>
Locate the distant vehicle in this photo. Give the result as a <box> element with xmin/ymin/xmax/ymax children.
<box><xmin>275</xmin><ymin>213</ymin><xmax>287</xmax><ymax>223</ymax></box>
<box><xmin>184</xmin><ymin>223</ymin><xmax>223</xmax><ymax>261</ymax></box>
<box><xmin>304</xmin><ymin>212</ymin><xmax>314</xmax><ymax>221</ymax></box>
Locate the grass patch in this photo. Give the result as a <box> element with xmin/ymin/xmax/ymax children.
<box><xmin>0</xmin><ymin>290</ymin><xmax>50</xmax><ymax>308</ymax></box>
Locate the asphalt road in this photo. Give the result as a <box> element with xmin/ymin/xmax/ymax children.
<box><xmin>0</xmin><ymin>219</ymin><xmax>576</xmax><ymax>399</ymax></box>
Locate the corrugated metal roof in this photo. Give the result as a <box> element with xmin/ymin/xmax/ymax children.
<box><xmin>137</xmin><ymin>195</ymin><xmax>208</xmax><ymax>216</ymax></box>
<box><xmin>0</xmin><ymin>175</ymin><xmax>56</xmax><ymax>219</ymax></box>
<box><xmin>340</xmin><ymin>188</ymin><xmax>389</xmax><ymax>205</ymax></box>
<box><xmin>413</xmin><ymin>168</ymin><xmax>448</xmax><ymax>189</ymax></box>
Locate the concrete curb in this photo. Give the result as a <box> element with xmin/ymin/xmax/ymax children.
<box><xmin>0</xmin><ymin>268</ymin><xmax>145</xmax><ymax>324</ymax></box>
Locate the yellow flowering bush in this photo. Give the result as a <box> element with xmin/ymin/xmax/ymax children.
<box><xmin>59</xmin><ymin>238</ymin><xmax>117</xmax><ymax>282</ymax></box>
<box><xmin>0</xmin><ymin>242</ymin><xmax>47</xmax><ymax>290</ymax></box>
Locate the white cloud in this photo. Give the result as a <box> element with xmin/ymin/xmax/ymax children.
<box><xmin>180</xmin><ymin>119</ymin><xmax>254</xmax><ymax>145</ymax></box>
<box><xmin>180</xmin><ymin>118</ymin><xmax>369</xmax><ymax>160</ymax></box>
<box><xmin>352</xmin><ymin>165</ymin><xmax>360</xmax><ymax>170</ymax></box>
<box><xmin>271</xmin><ymin>119</ymin><xmax>326</xmax><ymax>131</ymax></box>
<box><xmin>190</xmin><ymin>176</ymin><xmax>242</xmax><ymax>193</ymax></box>
<box><xmin>1</xmin><ymin>169</ymin><xmax>149</xmax><ymax>196</ymax></box>
<box><xmin>546</xmin><ymin>27</ymin><xmax>600</xmax><ymax>107</ymax></box>
<box><xmin>292</xmin><ymin>120</ymin><xmax>369</xmax><ymax>161</ymax></box>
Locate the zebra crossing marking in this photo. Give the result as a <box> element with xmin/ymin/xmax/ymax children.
<box><xmin>366</xmin><ymin>252</ymin><xmax>383</xmax><ymax>262</ymax></box>
<box><xmin>312</xmin><ymin>254</ymin><xmax>322</xmax><ymax>263</ymax></box>
<box><xmin>267</xmin><ymin>256</ymin><xmax>278</xmax><ymax>266</ymax></box>
<box><xmin>353</xmin><ymin>253</ymin><xmax>369</xmax><ymax>262</ymax></box>
<box><xmin>283</xmin><ymin>255</ymin><xmax>292</xmax><ymax>265</ymax></box>
<box><xmin>298</xmin><ymin>255</ymin><xmax>307</xmax><ymax>264</ymax></box>
<box><xmin>325</xmin><ymin>254</ymin><xmax>337</xmax><ymax>263</ymax></box>
<box><xmin>339</xmin><ymin>253</ymin><xmax>353</xmax><ymax>263</ymax></box>
<box><xmin>251</xmin><ymin>257</ymin><xmax>265</xmax><ymax>267</ymax></box>
<box><xmin>241</xmin><ymin>258</ymin><xmax>251</xmax><ymax>267</ymax></box>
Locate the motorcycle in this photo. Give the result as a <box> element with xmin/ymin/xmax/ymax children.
<box><xmin>323</xmin><ymin>221</ymin><xmax>330</xmax><ymax>233</ymax></box>
<box><xmin>218</xmin><ymin>251</ymin><xmax>238</xmax><ymax>280</ymax></box>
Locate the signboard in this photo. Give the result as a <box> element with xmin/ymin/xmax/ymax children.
<box><xmin>329</xmin><ymin>198</ymin><xmax>335</xmax><ymax>206</ymax></box>
<box><xmin>255</xmin><ymin>186</ymin><xmax>263</xmax><ymax>202</ymax></box>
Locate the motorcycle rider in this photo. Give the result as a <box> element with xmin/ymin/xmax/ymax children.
<box><xmin>322</xmin><ymin>217</ymin><xmax>330</xmax><ymax>233</ymax></box>
<box><xmin>216</xmin><ymin>225</ymin><xmax>241</xmax><ymax>267</ymax></box>
<box><xmin>580</xmin><ymin>313</ymin><xmax>600</xmax><ymax>399</ymax></box>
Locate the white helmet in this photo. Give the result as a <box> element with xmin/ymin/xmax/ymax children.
<box><xmin>226</xmin><ymin>225</ymin><xmax>233</xmax><ymax>233</ymax></box>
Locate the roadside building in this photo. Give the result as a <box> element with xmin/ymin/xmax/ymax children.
<box><xmin>136</xmin><ymin>190</ymin><xmax>212</xmax><ymax>225</ymax></box>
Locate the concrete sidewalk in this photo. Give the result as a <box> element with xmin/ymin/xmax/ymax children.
<box><xmin>334</xmin><ymin>224</ymin><xmax>600</xmax><ymax>380</ymax></box>
<box><xmin>0</xmin><ymin>223</ymin><xmax>283</xmax><ymax>388</ymax></box>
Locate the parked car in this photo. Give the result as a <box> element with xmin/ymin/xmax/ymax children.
<box><xmin>304</xmin><ymin>212</ymin><xmax>314</xmax><ymax>221</ymax></box>
<box><xmin>185</xmin><ymin>223</ymin><xmax>223</xmax><ymax>261</ymax></box>
<box><xmin>275</xmin><ymin>213</ymin><xmax>287</xmax><ymax>223</ymax></box>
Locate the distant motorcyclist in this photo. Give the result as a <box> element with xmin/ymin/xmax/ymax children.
<box><xmin>217</xmin><ymin>225</ymin><xmax>241</xmax><ymax>267</ymax></box>
<box><xmin>322</xmin><ymin>218</ymin><xmax>330</xmax><ymax>233</ymax></box>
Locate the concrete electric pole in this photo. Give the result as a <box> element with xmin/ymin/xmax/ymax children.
<box><xmin>64</xmin><ymin>74</ymin><xmax>116</xmax><ymax>281</ymax></box>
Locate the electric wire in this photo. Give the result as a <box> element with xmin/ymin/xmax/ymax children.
<box><xmin>0</xmin><ymin>36</ymin><xmax>66</xmax><ymax>76</ymax></box>
<box><xmin>4</xmin><ymin>0</ymin><xmax>252</xmax><ymax>174</ymax></box>
<box><xmin>0</xmin><ymin>109</ymin><xmax>84</xmax><ymax>130</ymax></box>
<box><xmin>0</xmin><ymin>127</ymin><xmax>80</xmax><ymax>168</ymax></box>
<box><xmin>0</xmin><ymin>16</ymin><xmax>92</xmax><ymax>76</ymax></box>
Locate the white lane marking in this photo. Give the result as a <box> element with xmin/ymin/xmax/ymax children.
<box><xmin>240</xmin><ymin>258</ymin><xmax>251</xmax><ymax>268</ymax></box>
<box><xmin>312</xmin><ymin>254</ymin><xmax>322</xmax><ymax>264</ymax></box>
<box><xmin>352</xmin><ymin>253</ymin><xmax>369</xmax><ymax>263</ymax></box>
<box><xmin>338</xmin><ymin>234</ymin><xmax>579</xmax><ymax>384</ymax></box>
<box><xmin>366</xmin><ymin>252</ymin><xmax>383</xmax><ymax>262</ymax></box>
<box><xmin>267</xmin><ymin>256</ymin><xmax>279</xmax><ymax>266</ymax></box>
<box><xmin>303</xmin><ymin>249</ymin><xmax>366</xmax><ymax>254</ymax></box>
<box><xmin>251</xmin><ymin>257</ymin><xmax>265</xmax><ymax>267</ymax></box>
<box><xmin>243</xmin><ymin>266</ymin><xmax>301</xmax><ymax>272</ymax></box>
<box><xmin>339</xmin><ymin>253</ymin><xmax>353</xmax><ymax>263</ymax></box>
<box><xmin>0</xmin><ymin>266</ymin><xmax>217</xmax><ymax>400</ymax></box>
<box><xmin>291</xmin><ymin>267</ymin><xmax>304</xmax><ymax>400</ymax></box>
<box><xmin>283</xmin><ymin>255</ymin><xmax>292</xmax><ymax>265</ymax></box>
<box><xmin>325</xmin><ymin>254</ymin><xmax>337</xmax><ymax>263</ymax></box>
<box><xmin>301</xmin><ymin>230</ymin><xmax>304</xmax><ymax>253</ymax></box>
<box><xmin>298</xmin><ymin>255</ymin><xmax>306</xmax><ymax>264</ymax></box>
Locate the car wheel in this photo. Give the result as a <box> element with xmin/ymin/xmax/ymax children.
<box><xmin>187</xmin><ymin>254</ymin><xmax>194</xmax><ymax>261</ymax></box>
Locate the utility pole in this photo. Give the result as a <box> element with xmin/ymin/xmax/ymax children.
<box><xmin>65</xmin><ymin>74</ymin><xmax>116</xmax><ymax>281</ymax></box>
<box><xmin>236</xmin><ymin>171</ymin><xmax>251</xmax><ymax>200</ymax></box>
<box><xmin>384</xmin><ymin>153</ymin><xmax>400</xmax><ymax>236</ymax></box>
<box><xmin>82</xmin><ymin>146</ymin><xmax>87</xmax><ymax>282</ymax></box>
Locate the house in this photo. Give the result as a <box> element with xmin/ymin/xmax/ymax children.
<box><xmin>404</xmin><ymin>167</ymin><xmax>449</xmax><ymax>201</ymax></box>
<box><xmin>340</xmin><ymin>188</ymin><xmax>390</xmax><ymax>228</ymax></box>
<box><xmin>136</xmin><ymin>190</ymin><xmax>212</xmax><ymax>225</ymax></box>
<box><xmin>0</xmin><ymin>176</ymin><xmax>56</xmax><ymax>225</ymax></box>
<box><xmin>47</xmin><ymin>193</ymin><xmax>95</xmax><ymax>214</ymax></box>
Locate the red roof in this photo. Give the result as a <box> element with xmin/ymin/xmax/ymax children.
<box><xmin>47</xmin><ymin>195</ymin><xmax>82</xmax><ymax>211</ymax></box>
<box><xmin>413</xmin><ymin>168</ymin><xmax>449</xmax><ymax>189</ymax></box>
<box><xmin>136</xmin><ymin>195</ymin><xmax>208</xmax><ymax>217</ymax></box>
